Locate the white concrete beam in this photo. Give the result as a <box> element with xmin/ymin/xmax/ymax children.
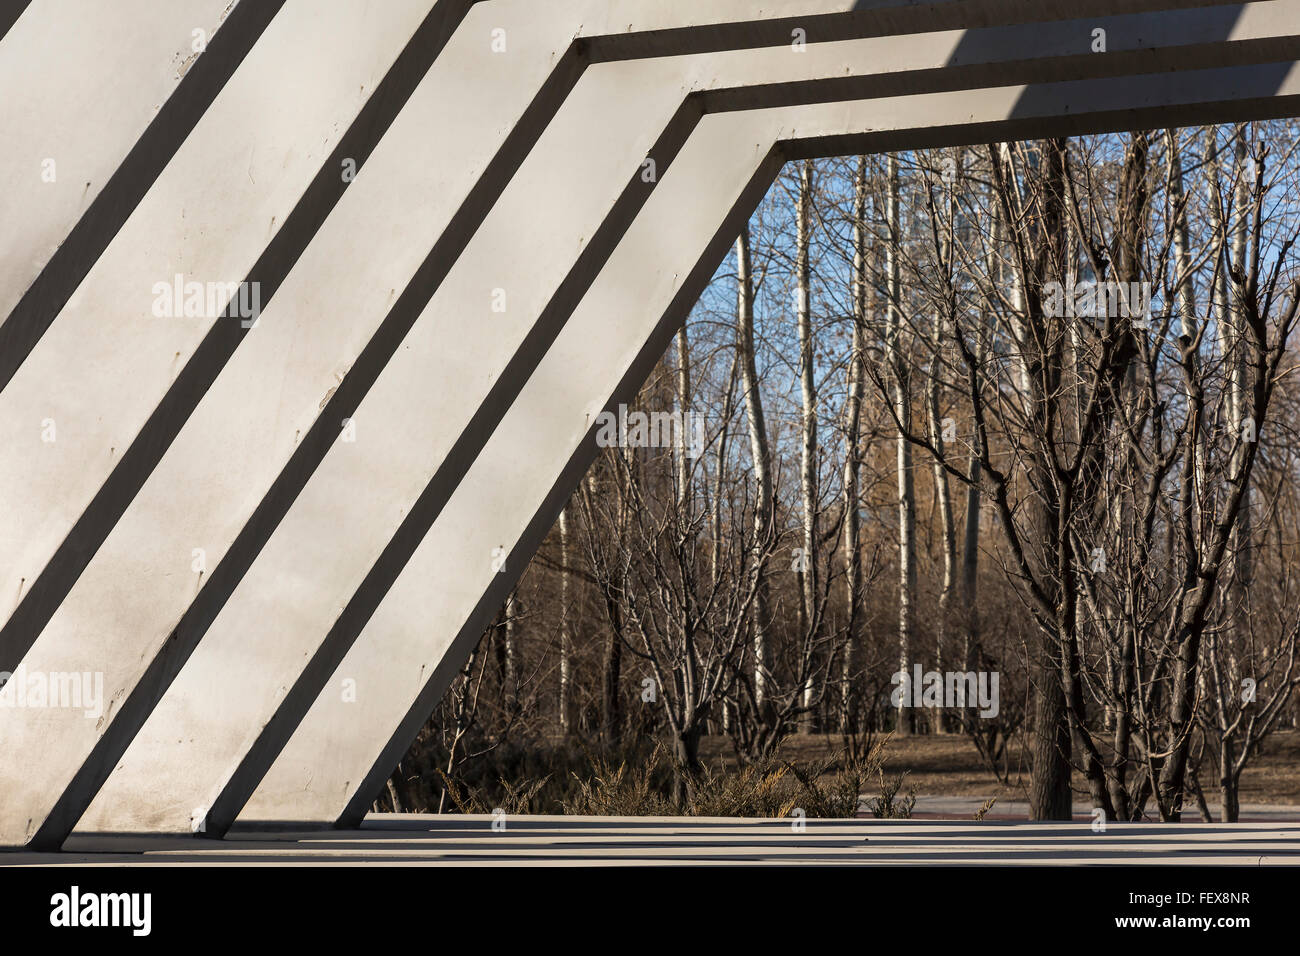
<box><xmin>0</xmin><ymin>0</ymin><xmax>245</xmax><ymax>325</ymax></box>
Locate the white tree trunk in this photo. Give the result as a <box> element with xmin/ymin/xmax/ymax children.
<box><xmin>558</xmin><ymin>507</ymin><xmax>571</xmax><ymax>735</ymax></box>
<box><xmin>927</xmin><ymin>149</ymin><xmax>960</xmax><ymax>733</ymax></box>
<box><xmin>736</xmin><ymin>226</ymin><xmax>772</xmax><ymax>709</ymax></box>
<box><xmin>840</xmin><ymin>155</ymin><xmax>868</xmax><ymax>733</ymax></box>
<box><xmin>1169</xmin><ymin>128</ymin><xmax>1205</xmax><ymax>530</ymax></box>
<box><xmin>885</xmin><ymin>152</ymin><xmax>916</xmax><ymax>735</ymax></box>
<box><xmin>676</xmin><ymin>326</ymin><xmax>692</xmax><ymax>512</ymax></box>
<box><xmin>503</xmin><ymin>589</ymin><xmax>518</xmax><ymax>708</ymax></box>
<box><xmin>796</xmin><ymin>159</ymin><xmax>818</xmax><ymax>731</ymax></box>
<box><xmin>1229</xmin><ymin>126</ymin><xmax>1253</xmax><ymax>593</ymax></box>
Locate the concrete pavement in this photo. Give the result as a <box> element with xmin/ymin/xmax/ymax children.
<box><xmin>5</xmin><ymin>815</ymin><xmax>1297</xmax><ymax>865</ymax></box>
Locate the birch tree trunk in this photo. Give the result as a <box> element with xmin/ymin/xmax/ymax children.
<box><xmin>676</xmin><ymin>326</ymin><xmax>692</xmax><ymax>511</ymax></box>
<box><xmin>503</xmin><ymin>588</ymin><xmax>518</xmax><ymax>710</ymax></box>
<box><xmin>840</xmin><ymin>155</ymin><xmax>869</xmax><ymax>733</ymax></box>
<box><xmin>927</xmin><ymin>315</ymin><xmax>957</xmax><ymax>733</ymax></box>
<box><xmin>1228</xmin><ymin>126</ymin><xmax>1254</xmax><ymax>605</ymax></box>
<box><xmin>960</xmin><ymin>324</ymin><xmax>984</xmax><ymax>673</ymax></box>
<box><xmin>1201</xmin><ymin>125</ymin><xmax>1251</xmax><ymax>821</ymax></box>
<box><xmin>558</xmin><ymin>507</ymin><xmax>571</xmax><ymax>735</ymax></box>
<box><xmin>736</xmin><ymin>226</ymin><xmax>772</xmax><ymax>713</ymax></box>
<box><xmin>796</xmin><ymin>159</ymin><xmax>819</xmax><ymax>732</ymax></box>
<box><xmin>961</xmin><ymin>157</ymin><xmax>992</xmax><ymax>680</ymax></box>
<box><xmin>886</xmin><ymin>152</ymin><xmax>917</xmax><ymax>735</ymax></box>
<box><xmin>593</xmin><ymin>468</ymin><xmax>623</xmax><ymax>742</ymax></box>
<box><xmin>927</xmin><ymin>149</ymin><xmax>960</xmax><ymax>733</ymax></box>
<box><xmin>712</xmin><ymin>357</ymin><xmax>737</xmax><ymax>587</ymax></box>
<box><xmin>712</xmin><ymin>357</ymin><xmax>738</xmax><ymax>734</ymax></box>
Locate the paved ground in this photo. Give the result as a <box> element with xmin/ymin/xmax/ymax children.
<box><xmin>3</xmin><ymin>815</ymin><xmax>1299</xmax><ymax>865</ymax></box>
<box><xmin>910</xmin><ymin>796</ymin><xmax>1300</xmax><ymax>822</ymax></box>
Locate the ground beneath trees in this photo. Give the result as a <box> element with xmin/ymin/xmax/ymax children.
<box><xmin>699</xmin><ymin>730</ymin><xmax>1300</xmax><ymax>821</ymax></box>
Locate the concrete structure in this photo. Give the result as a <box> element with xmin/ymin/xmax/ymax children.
<box><xmin>5</xmin><ymin>817</ymin><xmax>1300</xmax><ymax>866</ymax></box>
<box><xmin>2</xmin><ymin>0</ymin><xmax>1299</xmax><ymax>850</ymax></box>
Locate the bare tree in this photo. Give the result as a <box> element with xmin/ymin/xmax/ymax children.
<box><xmin>735</xmin><ymin>225</ymin><xmax>774</xmax><ymax>714</ymax></box>
<box><xmin>884</xmin><ymin>151</ymin><xmax>918</xmax><ymax>735</ymax></box>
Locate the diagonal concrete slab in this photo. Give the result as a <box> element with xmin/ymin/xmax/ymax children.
<box><xmin>0</xmin><ymin>0</ymin><xmax>252</xmax><ymax>334</ymax></box>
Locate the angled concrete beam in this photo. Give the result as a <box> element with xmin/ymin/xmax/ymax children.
<box><xmin>0</xmin><ymin>0</ymin><xmax>264</xmax><ymax>347</ymax></box>
<box><xmin>239</xmin><ymin>58</ymin><xmax>1300</xmax><ymax>828</ymax></box>
<box><xmin>572</xmin><ymin>0</ymin><xmax>1264</xmax><ymax>54</ymax></box>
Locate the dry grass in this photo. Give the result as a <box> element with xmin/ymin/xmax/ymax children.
<box><xmin>560</xmin><ymin>738</ymin><xmax>913</xmax><ymax>818</ymax></box>
<box><xmin>700</xmin><ymin>729</ymin><xmax>1300</xmax><ymax>806</ymax></box>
